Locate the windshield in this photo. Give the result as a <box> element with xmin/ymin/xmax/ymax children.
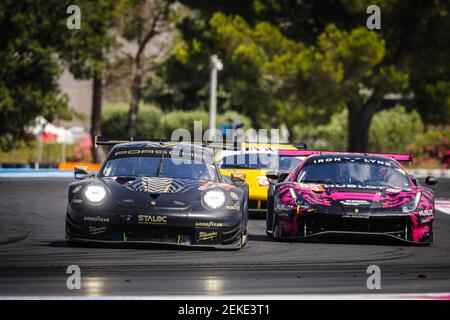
<box><xmin>220</xmin><ymin>153</ymin><xmax>277</xmax><ymax>170</ymax></box>
<box><xmin>100</xmin><ymin>156</ymin><xmax>218</xmax><ymax>181</ymax></box>
<box><xmin>279</xmin><ymin>156</ymin><xmax>303</xmax><ymax>171</ymax></box>
<box><xmin>296</xmin><ymin>161</ymin><xmax>412</xmax><ymax>188</ymax></box>
<box><xmin>220</xmin><ymin>153</ymin><xmax>303</xmax><ymax>171</ymax></box>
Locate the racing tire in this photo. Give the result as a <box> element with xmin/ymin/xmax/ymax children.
<box><xmin>273</xmin><ymin>224</ymin><xmax>283</xmax><ymax>240</ymax></box>
<box><xmin>266</xmin><ymin>212</ymin><xmax>276</xmax><ymax>238</ymax></box>
<box><xmin>236</xmin><ymin>201</ymin><xmax>249</xmax><ymax>249</ymax></box>
<box><xmin>429</xmin><ymin>224</ymin><xmax>434</xmax><ymax>243</ymax></box>
<box><xmin>240</xmin><ymin>230</ymin><xmax>248</xmax><ymax>248</ymax></box>
<box><xmin>266</xmin><ymin>185</ymin><xmax>275</xmax><ymax>236</ymax></box>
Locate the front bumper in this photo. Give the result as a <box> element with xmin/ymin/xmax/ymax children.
<box><xmin>276</xmin><ymin>211</ymin><xmax>433</xmax><ymax>244</ymax></box>
<box><xmin>66</xmin><ymin>207</ymin><xmax>243</xmax><ymax>249</ymax></box>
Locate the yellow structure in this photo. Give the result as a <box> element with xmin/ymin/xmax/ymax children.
<box><xmin>218</xmin><ymin>143</ymin><xmax>303</xmax><ymax>212</ymax></box>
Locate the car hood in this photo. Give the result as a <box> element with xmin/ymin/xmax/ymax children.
<box><xmin>101</xmin><ymin>177</ymin><xmax>211</xmax><ymax>208</ymax></box>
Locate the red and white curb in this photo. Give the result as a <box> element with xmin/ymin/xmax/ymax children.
<box><xmin>436</xmin><ymin>199</ymin><xmax>450</xmax><ymax>215</ymax></box>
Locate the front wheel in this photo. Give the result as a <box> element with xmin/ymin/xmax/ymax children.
<box><xmin>238</xmin><ymin>202</ymin><xmax>249</xmax><ymax>248</ymax></box>
<box><xmin>266</xmin><ymin>212</ymin><xmax>276</xmax><ymax>238</ymax></box>
<box><xmin>273</xmin><ymin>224</ymin><xmax>283</xmax><ymax>239</ymax></box>
<box><xmin>240</xmin><ymin>230</ymin><xmax>248</xmax><ymax>248</ymax></box>
<box><xmin>266</xmin><ymin>185</ymin><xmax>275</xmax><ymax>234</ymax></box>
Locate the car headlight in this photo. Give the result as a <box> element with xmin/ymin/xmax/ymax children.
<box><xmin>402</xmin><ymin>192</ymin><xmax>421</xmax><ymax>213</ymax></box>
<box><xmin>84</xmin><ymin>185</ymin><xmax>107</xmax><ymax>203</ymax></box>
<box><xmin>296</xmin><ymin>197</ymin><xmax>311</xmax><ymax>209</ymax></box>
<box><xmin>202</xmin><ymin>189</ymin><xmax>226</xmax><ymax>210</ymax></box>
<box><xmin>289</xmin><ymin>188</ymin><xmax>310</xmax><ymax>209</ymax></box>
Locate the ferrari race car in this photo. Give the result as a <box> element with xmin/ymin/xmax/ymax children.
<box><xmin>218</xmin><ymin>143</ymin><xmax>306</xmax><ymax>212</ymax></box>
<box><xmin>266</xmin><ymin>150</ymin><xmax>438</xmax><ymax>244</ymax></box>
<box><xmin>65</xmin><ymin>138</ymin><xmax>249</xmax><ymax>249</ymax></box>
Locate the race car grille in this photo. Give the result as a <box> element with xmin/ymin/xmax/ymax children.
<box><xmin>304</xmin><ymin>215</ymin><xmax>409</xmax><ymax>234</ymax></box>
<box><xmin>109</xmin><ymin>225</ymin><xmax>194</xmax><ymax>244</ymax></box>
<box><xmin>221</xmin><ymin>222</ymin><xmax>242</xmax><ymax>245</ymax></box>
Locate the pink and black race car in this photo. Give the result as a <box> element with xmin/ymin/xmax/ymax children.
<box><xmin>266</xmin><ymin>151</ymin><xmax>438</xmax><ymax>245</ymax></box>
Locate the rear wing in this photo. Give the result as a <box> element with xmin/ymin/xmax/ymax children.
<box><xmin>243</xmin><ymin>142</ymin><xmax>307</xmax><ymax>152</ymax></box>
<box><xmin>292</xmin><ymin>143</ymin><xmax>308</xmax><ymax>150</ymax></box>
<box><xmin>94</xmin><ymin>136</ymin><xmax>241</xmax><ymax>151</ymax></box>
<box><xmin>278</xmin><ymin>150</ymin><xmax>413</xmax><ymax>163</ymax></box>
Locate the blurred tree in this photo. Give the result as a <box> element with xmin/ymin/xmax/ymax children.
<box><xmin>149</xmin><ymin>0</ymin><xmax>359</xmax><ymax>122</ymax></box>
<box><xmin>60</xmin><ymin>0</ymin><xmax>123</xmax><ymax>162</ymax></box>
<box><xmin>344</xmin><ymin>0</ymin><xmax>450</xmax><ymax>126</ymax></box>
<box><xmin>118</xmin><ymin>0</ymin><xmax>178</xmax><ymax>137</ymax></box>
<box><xmin>101</xmin><ymin>102</ymin><xmax>251</xmax><ymax>138</ymax></box>
<box><xmin>294</xmin><ymin>106</ymin><xmax>425</xmax><ymax>153</ymax></box>
<box><xmin>156</xmin><ymin>0</ymin><xmax>449</xmax><ymax>151</ymax></box>
<box><xmin>293</xmin><ymin>111</ymin><xmax>348</xmax><ymax>151</ymax></box>
<box><xmin>369</xmin><ymin>105</ymin><xmax>424</xmax><ymax>153</ymax></box>
<box><xmin>0</xmin><ymin>1</ymin><xmax>72</xmax><ymax>150</ymax></box>
<box><xmin>169</xmin><ymin>16</ymin><xmax>408</xmax><ymax>151</ymax></box>
<box><xmin>295</xmin><ymin>24</ymin><xmax>409</xmax><ymax>152</ymax></box>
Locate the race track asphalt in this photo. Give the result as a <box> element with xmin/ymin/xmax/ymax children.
<box><xmin>0</xmin><ymin>177</ymin><xmax>449</xmax><ymax>297</ymax></box>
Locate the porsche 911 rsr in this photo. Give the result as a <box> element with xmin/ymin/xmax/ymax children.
<box><xmin>266</xmin><ymin>151</ymin><xmax>438</xmax><ymax>245</ymax></box>
<box><xmin>66</xmin><ymin>139</ymin><xmax>249</xmax><ymax>249</ymax></box>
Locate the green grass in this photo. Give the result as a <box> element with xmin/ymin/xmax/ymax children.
<box><xmin>102</xmin><ymin>102</ymin><xmax>160</xmax><ymax>117</ymax></box>
<box><xmin>0</xmin><ymin>142</ymin><xmax>74</xmax><ymax>164</ymax></box>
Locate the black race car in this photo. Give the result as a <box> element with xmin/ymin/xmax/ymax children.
<box><xmin>66</xmin><ymin>138</ymin><xmax>249</xmax><ymax>249</ymax></box>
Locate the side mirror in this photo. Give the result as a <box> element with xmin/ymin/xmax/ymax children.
<box><xmin>231</xmin><ymin>172</ymin><xmax>246</xmax><ymax>184</ymax></box>
<box><xmin>74</xmin><ymin>166</ymin><xmax>89</xmax><ymax>180</ymax></box>
<box><xmin>266</xmin><ymin>171</ymin><xmax>280</xmax><ymax>185</ymax></box>
<box><xmin>425</xmin><ymin>176</ymin><xmax>438</xmax><ymax>187</ymax></box>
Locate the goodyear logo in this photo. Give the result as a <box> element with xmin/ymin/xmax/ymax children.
<box><xmin>195</xmin><ymin>221</ymin><xmax>223</xmax><ymax>228</ymax></box>
<box><xmin>84</xmin><ymin>216</ymin><xmax>110</xmax><ymax>223</ymax></box>
<box><xmin>138</xmin><ymin>215</ymin><xmax>167</xmax><ymax>224</ymax></box>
